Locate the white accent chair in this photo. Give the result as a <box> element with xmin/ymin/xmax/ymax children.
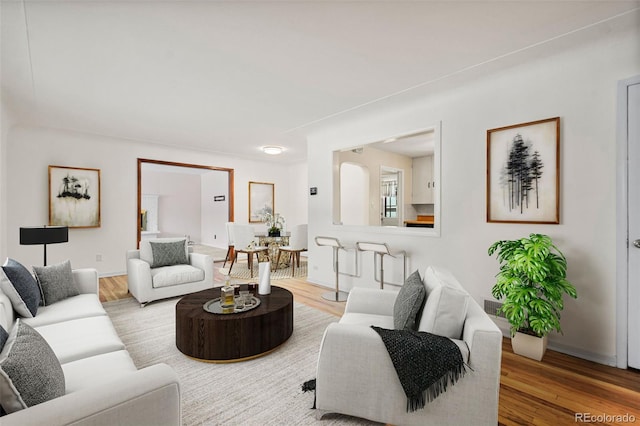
<box><xmin>276</xmin><ymin>224</ymin><xmax>307</xmax><ymax>277</ymax></box>
<box><xmin>315</xmin><ymin>266</ymin><xmax>502</xmax><ymax>425</ymax></box>
<box><xmin>126</xmin><ymin>238</ymin><xmax>214</xmax><ymax>307</ymax></box>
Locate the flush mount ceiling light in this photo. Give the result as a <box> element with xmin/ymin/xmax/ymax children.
<box><xmin>261</xmin><ymin>145</ymin><xmax>284</xmax><ymax>155</ymax></box>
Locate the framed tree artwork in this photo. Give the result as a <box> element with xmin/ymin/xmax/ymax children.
<box><xmin>486</xmin><ymin>117</ymin><xmax>560</xmax><ymax>224</ymax></box>
<box><xmin>248</xmin><ymin>181</ymin><xmax>274</xmax><ymax>223</ymax></box>
<box><xmin>49</xmin><ymin>165</ymin><xmax>101</xmax><ymax>228</ymax></box>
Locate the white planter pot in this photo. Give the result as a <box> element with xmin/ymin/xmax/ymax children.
<box><xmin>511</xmin><ymin>332</ymin><xmax>548</xmax><ymax>361</ymax></box>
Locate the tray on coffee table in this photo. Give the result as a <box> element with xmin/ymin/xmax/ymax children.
<box><xmin>203</xmin><ymin>296</ymin><xmax>261</xmax><ymax>314</ymax></box>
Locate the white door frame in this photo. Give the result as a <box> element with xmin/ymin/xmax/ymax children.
<box><xmin>616</xmin><ymin>74</ymin><xmax>640</xmax><ymax>369</ymax></box>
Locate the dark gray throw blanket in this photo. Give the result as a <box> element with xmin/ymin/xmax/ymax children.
<box><xmin>371</xmin><ymin>326</ymin><xmax>466</xmax><ymax>412</ymax></box>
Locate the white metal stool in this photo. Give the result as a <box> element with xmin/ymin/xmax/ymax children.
<box><xmin>356</xmin><ymin>241</ymin><xmax>406</xmax><ymax>289</ymax></box>
<box><xmin>315</xmin><ymin>236</ymin><xmax>349</xmax><ymax>302</ymax></box>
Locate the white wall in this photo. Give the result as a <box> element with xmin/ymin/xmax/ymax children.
<box><xmin>307</xmin><ymin>15</ymin><xmax>640</xmax><ymax>365</ymax></box>
<box><xmin>0</xmin><ymin>100</ymin><xmax>15</xmax><ymax>262</ymax></box>
<box><xmin>283</xmin><ymin>161</ymin><xmax>309</xmax><ymax>231</ymax></box>
<box><xmin>142</xmin><ymin>170</ymin><xmax>202</xmax><ymax>240</ymax></box>
<box><xmin>339</xmin><ymin>162</ymin><xmax>369</xmax><ymax>226</ymax></box>
<box><xmin>201</xmin><ymin>170</ymin><xmax>229</xmax><ymax>248</ymax></box>
<box><xmin>5</xmin><ymin>126</ymin><xmax>297</xmax><ymax>275</ymax></box>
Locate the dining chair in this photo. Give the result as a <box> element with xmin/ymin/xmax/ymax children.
<box><xmin>228</xmin><ymin>224</ymin><xmax>269</xmax><ymax>278</ymax></box>
<box><xmin>276</xmin><ymin>224</ymin><xmax>307</xmax><ymax>277</ymax></box>
<box><xmin>223</xmin><ymin>222</ymin><xmax>235</xmax><ymax>268</ymax></box>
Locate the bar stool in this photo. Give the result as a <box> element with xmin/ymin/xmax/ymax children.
<box><xmin>315</xmin><ymin>236</ymin><xmax>349</xmax><ymax>302</ymax></box>
<box><xmin>356</xmin><ymin>242</ymin><xmax>405</xmax><ymax>289</ymax></box>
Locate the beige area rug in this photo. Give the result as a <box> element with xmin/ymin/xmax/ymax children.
<box><xmin>103</xmin><ymin>297</ymin><xmax>380</xmax><ymax>426</ymax></box>
<box><xmin>227</xmin><ymin>259</ymin><xmax>308</xmax><ymax>280</ymax></box>
<box><xmin>191</xmin><ymin>244</ymin><xmax>229</xmax><ymax>262</ymax></box>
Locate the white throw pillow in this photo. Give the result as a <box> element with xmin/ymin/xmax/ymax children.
<box><xmin>417</xmin><ymin>266</ymin><xmax>470</xmax><ymax>339</ymax></box>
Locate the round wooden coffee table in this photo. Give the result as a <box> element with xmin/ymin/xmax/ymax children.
<box><xmin>175</xmin><ymin>285</ymin><xmax>293</xmax><ymax>362</ymax></box>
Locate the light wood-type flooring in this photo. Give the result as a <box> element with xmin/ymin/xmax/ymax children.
<box><xmin>100</xmin><ymin>273</ymin><xmax>640</xmax><ymax>426</ymax></box>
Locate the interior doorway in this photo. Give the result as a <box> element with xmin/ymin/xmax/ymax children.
<box><xmin>136</xmin><ymin>159</ymin><xmax>234</xmax><ymax>249</ymax></box>
<box><xmin>616</xmin><ymin>75</ymin><xmax>640</xmax><ymax>369</ymax></box>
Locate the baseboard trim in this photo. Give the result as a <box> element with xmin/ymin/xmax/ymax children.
<box><xmin>491</xmin><ymin>316</ymin><xmax>617</xmax><ymax>367</ymax></box>
<box><xmin>305</xmin><ymin>277</ymin><xmax>333</xmax><ymax>291</ymax></box>
<box><xmin>99</xmin><ymin>271</ymin><xmax>126</xmax><ymax>278</ymax></box>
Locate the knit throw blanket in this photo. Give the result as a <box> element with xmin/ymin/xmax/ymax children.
<box><xmin>371</xmin><ymin>326</ymin><xmax>466</xmax><ymax>412</ymax></box>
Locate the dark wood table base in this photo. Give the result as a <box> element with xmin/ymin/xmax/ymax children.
<box><xmin>175</xmin><ymin>285</ymin><xmax>294</xmax><ymax>362</ymax></box>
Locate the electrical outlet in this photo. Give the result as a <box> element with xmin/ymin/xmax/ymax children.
<box><xmin>483</xmin><ymin>300</ymin><xmax>505</xmax><ymax>318</ymax></box>
<box><xmin>96</xmin><ymin>254</ymin><xmax>102</xmax><ymax>262</ymax></box>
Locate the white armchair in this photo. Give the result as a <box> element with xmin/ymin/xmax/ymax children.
<box><xmin>126</xmin><ymin>238</ymin><xmax>214</xmax><ymax>306</ymax></box>
<box><xmin>315</xmin><ymin>266</ymin><xmax>502</xmax><ymax>426</ymax></box>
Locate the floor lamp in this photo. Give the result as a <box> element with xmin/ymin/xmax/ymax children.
<box><xmin>315</xmin><ymin>236</ymin><xmax>349</xmax><ymax>302</ymax></box>
<box><xmin>19</xmin><ymin>226</ymin><xmax>69</xmax><ymax>266</ymax></box>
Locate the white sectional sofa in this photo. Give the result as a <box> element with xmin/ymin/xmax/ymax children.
<box><xmin>0</xmin><ymin>267</ymin><xmax>181</xmax><ymax>426</ymax></box>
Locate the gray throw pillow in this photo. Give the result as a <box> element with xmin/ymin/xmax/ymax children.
<box><xmin>0</xmin><ymin>258</ymin><xmax>41</xmax><ymax>317</ymax></box>
<box><xmin>33</xmin><ymin>260</ymin><xmax>79</xmax><ymax>306</ymax></box>
<box><xmin>0</xmin><ymin>320</ymin><xmax>65</xmax><ymax>414</ymax></box>
<box><xmin>0</xmin><ymin>326</ymin><xmax>8</xmax><ymax>350</ymax></box>
<box><xmin>149</xmin><ymin>239</ymin><xmax>189</xmax><ymax>268</ymax></box>
<box><xmin>393</xmin><ymin>270</ymin><xmax>426</xmax><ymax>330</ymax></box>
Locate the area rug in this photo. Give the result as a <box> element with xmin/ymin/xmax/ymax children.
<box><xmin>226</xmin><ymin>259</ymin><xmax>308</xmax><ymax>280</ymax></box>
<box><xmin>103</xmin><ymin>297</ymin><xmax>379</xmax><ymax>426</ymax></box>
<box><xmin>191</xmin><ymin>244</ymin><xmax>229</xmax><ymax>262</ymax></box>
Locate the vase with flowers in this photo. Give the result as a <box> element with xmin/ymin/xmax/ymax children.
<box><xmin>263</xmin><ymin>212</ymin><xmax>285</xmax><ymax>237</ymax></box>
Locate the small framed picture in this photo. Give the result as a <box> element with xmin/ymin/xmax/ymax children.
<box><xmin>49</xmin><ymin>165</ymin><xmax>101</xmax><ymax>228</ymax></box>
<box><xmin>248</xmin><ymin>181</ymin><xmax>274</xmax><ymax>223</ymax></box>
<box><xmin>486</xmin><ymin>117</ymin><xmax>560</xmax><ymax>224</ymax></box>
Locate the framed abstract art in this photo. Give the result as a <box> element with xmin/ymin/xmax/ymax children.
<box><xmin>248</xmin><ymin>181</ymin><xmax>274</xmax><ymax>223</ymax></box>
<box><xmin>486</xmin><ymin>117</ymin><xmax>560</xmax><ymax>224</ymax></box>
<box><xmin>49</xmin><ymin>165</ymin><xmax>101</xmax><ymax>228</ymax></box>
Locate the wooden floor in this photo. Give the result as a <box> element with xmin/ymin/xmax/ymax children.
<box><xmin>100</xmin><ymin>273</ymin><xmax>640</xmax><ymax>426</ymax></box>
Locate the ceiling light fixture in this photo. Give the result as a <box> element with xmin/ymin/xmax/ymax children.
<box><xmin>261</xmin><ymin>145</ymin><xmax>284</xmax><ymax>155</ymax></box>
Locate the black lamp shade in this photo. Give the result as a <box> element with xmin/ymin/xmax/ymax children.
<box><xmin>20</xmin><ymin>226</ymin><xmax>69</xmax><ymax>245</ymax></box>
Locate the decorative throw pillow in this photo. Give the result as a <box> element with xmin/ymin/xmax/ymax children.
<box><xmin>149</xmin><ymin>239</ymin><xmax>189</xmax><ymax>268</ymax></box>
<box><xmin>393</xmin><ymin>270</ymin><xmax>426</xmax><ymax>330</ymax></box>
<box><xmin>33</xmin><ymin>260</ymin><xmax>79</xmax><ymax>306</ymax></box>
<box><xmin>417</xmin><ymin>266</ymin><xmax>470</xmax><ymax>339</ymax></box>
<box><xmin>0</xmin><ymin>326</ymin><xmax>5</xmax><ymax>417</ymax></box>
<box><xmin>0</xmin><ymin>320</ymin><xmax>65</xmax><ymax>414</ymax></box>
<box><xmin>0</xmin><ymin>326</ymin><xmax>8</xmax><ymax>350</ymax></box>
<box><xmin>0</xmin><ymin>258</ymin><xmax>41</xmax><ymax>317</ymax></box>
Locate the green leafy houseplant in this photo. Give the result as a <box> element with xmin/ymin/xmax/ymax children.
<box><xmin>488</xmin><ymin>233</ymin><xmax>577</xmax><ymax>338</ymax></box>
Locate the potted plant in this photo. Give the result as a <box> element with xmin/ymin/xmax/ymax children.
<box><xmin>263</xmin><ymin>212</ymin><xmax>285</xmax><ymax>237</ymax></box>
<box><xmin>488</xmin><ymin>233</ymin><xmax>577</xmax><ymax>361</ymax></box>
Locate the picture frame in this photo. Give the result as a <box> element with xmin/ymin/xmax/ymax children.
<box><xmin>486</xmin><ymin>117</ymin><xmax>560</xmax><ymax>224</ymax></box>
<box><xmin>248</xmin><ymin>181</ymin><xmax>274</xmax><ymax>223</ymax></box>
<box><xmin>49</xmin><ymin>165</ymin><xmax>101</xmax><ymax>228</ymax></box>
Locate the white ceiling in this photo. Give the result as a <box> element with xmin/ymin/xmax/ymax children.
<box><xmin>2</xmin><ymin>1</ymin><xmax>638</xmax><ymax>163</ymax></box>
<box><xmin>369</xmin><ymin>130</ymin><xmax>435</xmax><ymax>158</ymax></box>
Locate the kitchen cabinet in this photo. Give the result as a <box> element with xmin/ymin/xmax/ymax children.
<box><xmin>412</xmin><ymin>155</ymin><xmax>434</xmax><ymax>204</ymax></box>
